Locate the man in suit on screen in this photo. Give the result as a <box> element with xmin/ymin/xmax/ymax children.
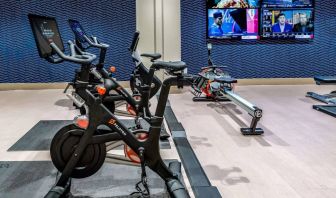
<box><xmin>272</xmin><ymin>13</ymin><xmax>292</xmax><ymax>33</ymax></box>
<box><xmin>293</xmin><ymin>13</ymin><xmax>313</xmax><ymax>33</ymax></box>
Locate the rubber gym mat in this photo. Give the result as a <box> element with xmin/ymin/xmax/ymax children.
<box><xmin>8</xmin><ymin>119</ymin><xmax>170</xmax><ymax>151</ymax></box>
<box><xmin>0</xmin><ymin>160</ymin><xmax>174</xmax><ymax>198</ymax></box>
<box><xmin>313</xmin><ymin>105</ymin><xmax>336</xmax><ymax>118</ymax></box>
<box><xmin>164</xmin><ymin>105</ymin><xmax>222</xmax><ymax>198</ymax></box>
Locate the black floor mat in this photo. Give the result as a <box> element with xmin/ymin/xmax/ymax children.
<box><xmin>8</xmin><ymin>120</ymin><xmax>170</xmax><ymax>151</ymax></box>
<box><xmin>164</xmin><ymin>103</ymin><xmax>222</xmax><ymax>198</ymax></box>
<box><xmin>0</xmin><ymin>161</ymin><xmax>172</xmax><ymax>198</ymax></box>
<box><xmin>313</xmin><ymin>105</ymin><xmax>336</xmax><ymax>117</ymax></box>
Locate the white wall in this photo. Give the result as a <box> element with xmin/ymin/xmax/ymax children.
<box><xmin>136</xmin><ymin>0</ymin><xmax>181</xmax><ymax>65</ymax></box>
<box><xmin>162</xmin><ymin>0</ymin><xmax>181</xmax><ymax>61</ymax></box>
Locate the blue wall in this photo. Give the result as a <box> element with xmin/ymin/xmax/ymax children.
<box><xmin>181</xmin><ymin>0</ymin><xmax>336</xmax><ymax>78</ymax></box>
<box><xmin>0</xmin><ymin>0</ymin><xmax>135</xmax><ymax>83</ymax></box>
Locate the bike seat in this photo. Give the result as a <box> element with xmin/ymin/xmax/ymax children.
<box><xmin>152</xmin><ymin>61</ymin><xmax>187</xmax><ymax>72</ymax></box>
<box><xmin>214</xmin><ymin>76</ymin><xmax>237</xmax><ymax>83</ymax></box>
<box><xmin>141</xmin><ymin>53</ymin><xmax>161</xmax><ymax>62</ymax></box>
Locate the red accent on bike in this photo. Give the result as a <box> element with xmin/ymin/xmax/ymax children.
<box><xmin>110</xmin><ymin>66</ymin><xmax>116</xmax><ymax>73</ymax></box>
<box><xmin>74</xmin><ymin>116</ymin><xmax>89</xmax><ymax>129</ymax></box>
<box><xmin>96</xmin><ymin>86</ymin><xmax>106</xmax><ymax>95</ymax></box>
<box><xmin>127</xmin><ymin>104</ymin><xmax>137</xmax><ymax>116</ymax></box>
<box><xmin>125</xmin><ymin>132</ymin><xmax>149</xmax><ymax>163</ymax></box>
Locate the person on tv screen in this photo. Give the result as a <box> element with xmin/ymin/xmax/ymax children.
<box><xmin>209</xmin><ymin>11</ymin><xmax>224</xmax><ymax>36</ymax></box>
<box><xmin>215</xmin><ymin>0</ymin><xmax>249</xmax><ymax>8</ymax></box>
<box><xmin>272</xmin><ymin>13</ymin><xmax>292</xmax><ymax>33</ymax></box>
<box><xmin>293</xmin><ymin>13</ymin><xmax>313</xmax><ymax>33</ymax></box>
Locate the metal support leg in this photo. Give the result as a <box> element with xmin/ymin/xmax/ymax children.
<box><xmin>240</xmin><ymin>116</ymin><xmax>264</xmax><ymax>135</ymax></box>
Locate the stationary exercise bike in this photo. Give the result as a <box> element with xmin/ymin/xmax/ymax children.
<box><xmin>29</xmin><ymin>14</ymin><xmax>191</xmax><ymax>198</ymax></box>
<box><xmin>191</xmin><ymin>43</ymin><xmax>263</xmax><ymax>135</ymax></box>
<box><xmin>66</xmin><ymin>20</ymin><xmax>170</xmax><ymax>139</ymax></box>
<box><xmin>66</xmin><ymin>19</ymin><xmax>162</xmax><ymax>117</ymax></box>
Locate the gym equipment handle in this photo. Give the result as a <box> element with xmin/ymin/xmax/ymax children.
<box><xmin>83</xmin><ymin>35</ymin><xmax>109</xmax><ymax>49</ymax></box>
<box><xmin>50</xmin><ymin>41</ymin><xmax>96</xmax><ymax>64</ymax></box>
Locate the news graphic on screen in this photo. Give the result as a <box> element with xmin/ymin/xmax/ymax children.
<box><xmin>262</xmin><ymin>0</ymin><xmax>314</xmax><ymax>8</ymax></box>
<box><xmin>208</xmin><ymin>9</ymin><xmax>259</xmax><ymax>39</ymax></box>
<box><xmin>207</xmin><ymin>0</ymin><xmax>260</xmax><ymax>8</ymax></box>
<box><xmin>261</xmin><ymin>9</ymin><xmax>314</xmax><ymax>39</ymax></box>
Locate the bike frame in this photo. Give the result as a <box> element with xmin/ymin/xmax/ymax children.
<box><xmin>57</xmin><ymin>62</ymin><xmax>190</xmax><ymax>187</ymax></box>
<box><xmin>73</xmin><ymin>30</ymin><xmax>161</xmax><ymax>118</ymax></box>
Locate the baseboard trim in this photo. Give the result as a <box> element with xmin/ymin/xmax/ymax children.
<box><xmin>0</xmin><ymin>81</ymin><xmax>131</xmax><ymax>91</ymax></box>
<box><xmin>237</xmin><ymin>78</ymin><xmax>314</xmax><ymax>85</ymax></box>
<box><xmin>0</xmin><ymin>83</ymin><xmax>68</xmax><ymax>91</ymax></box>
<box><xmin>0</xmin><ymin>78</ymin><xmax>315</xmax><ymax>91</ymax></box>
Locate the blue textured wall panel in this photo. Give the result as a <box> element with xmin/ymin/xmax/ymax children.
<box><xmin>0</xmin><ymin>0</ymin><xmax>135</xmax><ymax>83</ymax></box>
<box><xmin>181</xmin><ymin>0</ymin><xmax>336</xmax><ymax>78</ymax></box>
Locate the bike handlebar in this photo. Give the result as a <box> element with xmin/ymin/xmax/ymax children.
<box><xmin>83</xmin><ymin>35</ymin><xmax>109</xmax><ymax>49</ymax></box>
<box><xmin>49</xmin><ymin>41</ymin><xmax>96</xmax><ymax>64</ymax></box>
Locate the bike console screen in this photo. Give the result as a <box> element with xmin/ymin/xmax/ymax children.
<box><xmin>28</xmin><ymin>14</ymin><xmax>64</xmax><ymax>58</ymax></box>
<box><xmin>68</xmin><ymin>19</ymin><xmax>87</xmax><ymax>43</ymax></box>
